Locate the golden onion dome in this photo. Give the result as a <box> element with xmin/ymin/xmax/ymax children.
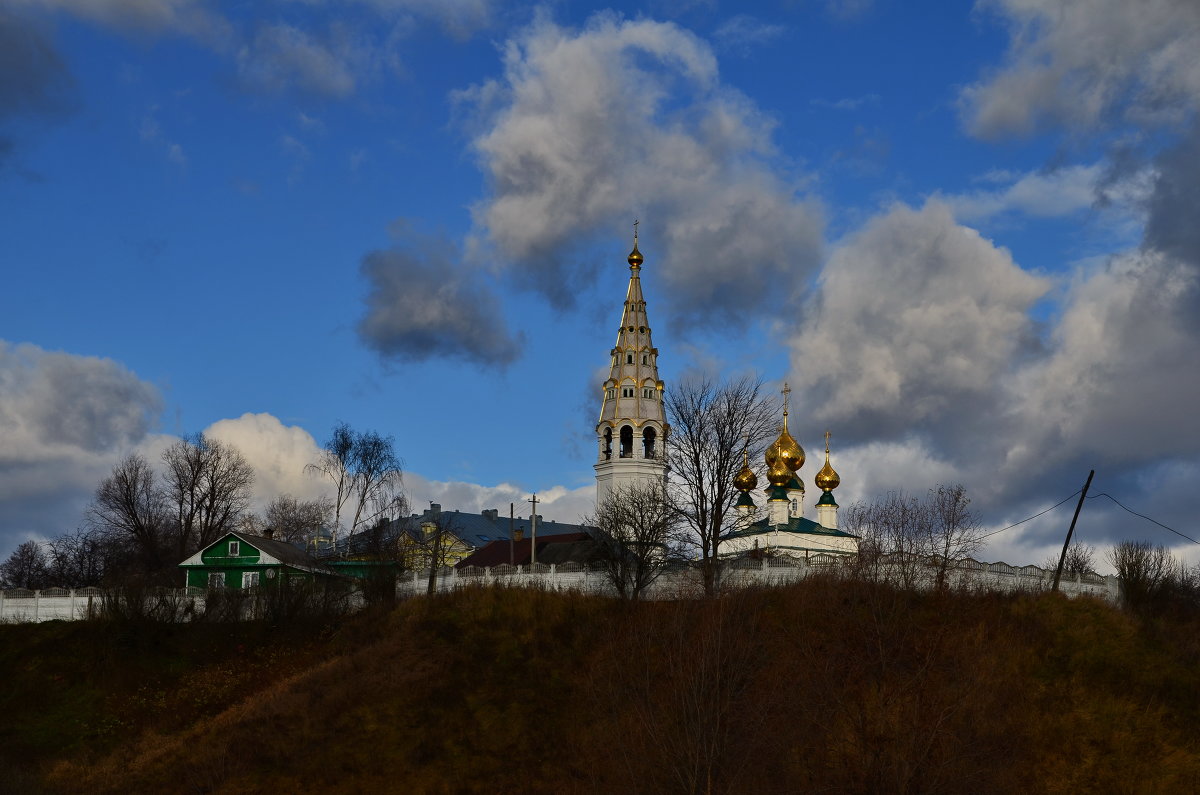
<box><xmin>767</xmin><ymin>458</ymin><xmax>792</xmax><ymax>488</ymax></box>
<box><xmin>815</xmin><ymin>431</ymin><xmax>840</xmax><ymax>491</ymax></box>
<box><xmin>734</xmin><ymin>450</ymin><xmax>758</xmax><ymax>492</ymax></box>
<box><xmin>776</xmin><ymin>427</ymin><xmax>805</xmax><ymax>472</ymax></box>
<box><xmin>628</xmin><ymin>241</ymin><xmax>643</xmax><ymax>269</ymax></box>
<box><xmin>765</xmin><ymin>436</ymin><xmax>782</xmax><ymax>469</ymax></box>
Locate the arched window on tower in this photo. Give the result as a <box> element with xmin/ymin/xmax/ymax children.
<box><xmin>602</xmin><ymin>427</ymin><xmax>612</xmax><ymax>460</ymax></box>
<box><xmin>619</xmin><ymin>425</ymin><xmax>633</xmax><ymax>458</ymax></box>
<box><xmin>627</xmin><ymin>353</ymin><xmax>634</xmax><ymax>365</ymax></box>
<box><xmin>642</xmin><ymin>354</ymin><xmax>648</xmax><ymax>365</ymax></box>
<box><xmin>642</xmin><ymin>427</ymin><xmax>657</xmax><ymax>459</ymax></box>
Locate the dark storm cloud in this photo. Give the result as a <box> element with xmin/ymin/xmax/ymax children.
<box><xmin>357</xmin><ymin>228</ymin><xmax>522</xmax><ymax>367</ymax></box>
<box><xmin>0</xmin><ymin>10</ymin><xmax>75</xmax><ymax>170</ymax></box>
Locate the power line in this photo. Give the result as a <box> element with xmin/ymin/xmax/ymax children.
<box><xmin>978</xmin><ymin>490</ymin><xmax>1082</xmax><ymax>542</ymax></box>
<box><xmin>1087</xmin><ymin>492</ymin><xmax>1199</xmax><ymax>545</ymax></box>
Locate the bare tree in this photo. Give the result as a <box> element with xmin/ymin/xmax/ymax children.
<box><xmin>161</xmin><ymin>434</ymin><xmax>254</xmax><ymax>560</ymax></box>
<box><xmin>262</xmin><ymin>494</ymin><xmax>333</xmax><ymax>544</ymax></box>
<box><xmin>586</xmin><ymin>481</ymin><xmax>680</xmax><ymax>600</ymax></box>
<box><xmin>0</xmin><ymin>540</ymin><xmax>50</xmax><ymax>589</ymax></box>
<box><xmin>46</xmin><ymin>528</ymin><xmax>114</xmax><ymax>587</ymax></box>
<box><xmin>1043</xmin><ymin>542</ymin><xmax>1096</xmax><ymax>578</ymax></box>
<box><xmin>1107</xmin><ymin>541</ymin><xmax>1178</xmax><ymax>610</ymax></box>
<box><xmin>665</xmin><ymin>375</ymin><xmax>777</xmax><ymax>597</ymax></box>
<box><xmin>307</xmin><ymin>423</ymin><xmax>403</xmax><ymax>542</ymax></box>
<box><xmin>924</xmin><ymin>484</ymin><xmax>982</xmax><ymax>592</ymax></box>
<box><xmin>87</xmin><ymin>452</ymin><xmax>169</xmax><ymax>572</ymax></box>
<box><xmin>843</xmin><ymin>485</ymin><xmax>983</xmax><ymax>592</ymax></box>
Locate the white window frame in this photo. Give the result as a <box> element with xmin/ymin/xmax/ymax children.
<box><xmin>228</xmin><ymin>540</ymin><xmax>240</xmax><ymax>556</ymax></box>
<box><xmin>208</xmin><ymin>572</ymin><xmax>225</xmax><ymax>589</ymax></box>
<box><xmin>242</xmin><ymin>571</ymin><xmax>260</xmax><ymax>589</ymax></box>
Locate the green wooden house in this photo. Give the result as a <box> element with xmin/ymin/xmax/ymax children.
<box><xmin>179</xmin><ymin>532</ymin><xmax>344</xmax><ymax>589</ymax></box>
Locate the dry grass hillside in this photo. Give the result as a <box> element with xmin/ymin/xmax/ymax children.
<box><xmin>4</xmin><ymin>580</ymin><xmax>1200</xmax><ymax>793</ymax></box>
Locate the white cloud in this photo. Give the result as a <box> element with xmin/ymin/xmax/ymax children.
<box><xmin>460</xmin><ymin>12</ymin><xmax>823</xmax><ymax>323</ymax></box>
<box><xmin>203</xmin><ymin>413</ymin><xmax>332</xmax><ymax>513</ymax></box>
<box><xmin>792</xmin><ymin>200</ymin><xmax>1049</xmax><ymax>434</ymax></box>
<box><xmin>962</xmin><ymin>0</ymin><xmax>1200</xmax><ymax>137</ymax></box>
<box><xmin>403</xmin><ymin>472</ymin><xmax>596</xmax><ymax>525</ymax></box>
<box><xmin>1007</xmin><ymin>250</ymin><xmax>1200</xmax><ymax>469</ymax></box>
<box><xmin>237</xmin><ymin>23</ymin><xmax>361</xmax><ymax>98</ymax></box>
<box><xmin>713</xmin><ymin>14</ymin><xmax>785</xmax><ymax>54</ymax></box>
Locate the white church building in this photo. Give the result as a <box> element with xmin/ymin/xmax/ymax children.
<box><xmin>592</xmin><ymin>230</ymin><xmax>858</xmax><ymax>560</ymax></box>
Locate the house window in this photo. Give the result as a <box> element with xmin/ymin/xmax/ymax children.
<box><xmin>228</xmin><ymin>540</ymin><xmax>240</xmax><ymax>556</ymax></box>
<box><xmin>208</xmin><ymin>572</ymin><xmax>225</xmax><ymax>589</ymax></box>
<box><xmin>242</xmin><ymin>571</ymin><xmax>260</xmax><ymax>588</ymax></box>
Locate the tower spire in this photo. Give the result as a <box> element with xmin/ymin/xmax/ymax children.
<box><xmin>595</xmin><ymin>228</ymin><xmax>667</xmax><ymax>506</ymax></box>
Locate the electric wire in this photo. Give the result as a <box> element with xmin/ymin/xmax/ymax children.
<box><xmin>977</xmin><ymin>490</ymin><xmax>1082</xmax><ymax>542</ymax></box>
<box><xmin>1087</xmin><ymin>492</ymin><xmax>1199</xmax><ymax>545</ymax></box>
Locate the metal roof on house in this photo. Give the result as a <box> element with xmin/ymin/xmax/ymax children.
<box><xmin>410</xmin><ymin>506</ymin><xmax>595</xmax><ymax>550</ymax></box>
<box><xmin>455</xmin><ymin>532</ymin><xmax>593</xmax><ymax>568</ymax></box>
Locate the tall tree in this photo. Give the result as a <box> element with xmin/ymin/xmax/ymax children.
<box><xmin>307</xmin><ymin>423</ymin><xmax>404</xmax><ymax>542</ymax></box>
<box><xmin>263</xmin><ymin>494</ymin><xmax>333</xmax><ymax>544</ymax></box>
<box><xmin>586</xmin><ymin>480</ymin><xmax>680</xmax><ymax>600</ymax></box>
<box><xmin>665</xmin><ymin>375</ymin><xmax>777</xmax><ymax>596</ymax></box>
<box><xmin>87</xmin><ymin>452</ymin><xmax>169</xmax><ymax>572</ymax></box>
<box><xmin>0</xmin><ymin>540</ymin><xmax>50</xmax><ymax>589</ymax></box>
<box><xmin>161</xmin><ymin>434</ymin><xmax>255</xmax><ymax>560</ymax></box>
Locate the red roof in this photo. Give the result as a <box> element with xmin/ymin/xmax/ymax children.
<box><xmin>456</xmin><ymin>532</ymin><xmax>590</xmax><ymax>568</ymax></box>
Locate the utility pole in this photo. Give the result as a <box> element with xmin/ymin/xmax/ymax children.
<box><xmin>509</xmin><ymin>502</ymin><xmax>514</xmax><ymax>566</ymax></box>
<box><xmin>529</xmin><ymin>493</ymin><xmax>539</xmax><ymax>566</ymax></box>
<box><xmin>1053</xmin><ymin>470</ymin><xmax>1095</xmax><ymax>592</ymax></box>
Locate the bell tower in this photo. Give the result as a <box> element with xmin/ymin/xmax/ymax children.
<box><xmin>595</xmin><ymin>224</ymin><xmax>668</xmax><ymax>506</ymax></box>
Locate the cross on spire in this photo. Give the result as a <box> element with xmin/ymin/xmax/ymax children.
<box><xmin>633</xmin><ymin>219</ymin><xmax>639</xmax><ymax>241</ymax></box>
<box><xmin>781</xmin><ymin>381</ymin><xmax>791</xmax><ymax>416</ymax></box>
<box><xmin>825</xmin><ymin>430</ymin><xmax>831</xmax><ymax>454</ymax></box>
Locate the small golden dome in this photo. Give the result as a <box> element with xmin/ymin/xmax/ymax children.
<box><xmin>765</xmin><ymin>437</ymin><xmax>782</xmax><ymax>469</ymax></box>
<box><xmin>734</xmin><ymin>449</ymin><xmax>757</xmax><ymax>492</ymax></box>
<box><xmin>628</xmin><ymin>241</ymin><xmax>643</xmax><ymax>269</ymax></box>
<box><xmin>734</xmin><ymin>463</ymin><xmax>758</xmax><ymax>492</ymax></box>
<box><xmin>767</xmin><ymin>458</ymin><xmax>792</xmax><ymax>488</ymax></box>
<box><xmin>815</xmin><ymin>431</ymin><xmax>840</xmax><ymax>491</ymax></box>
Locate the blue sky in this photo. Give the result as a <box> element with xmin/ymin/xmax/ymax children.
<box><xmin>3</xmin><ymin>0</ymin><xmax>1198</xmax><ymax>569</ymax></box>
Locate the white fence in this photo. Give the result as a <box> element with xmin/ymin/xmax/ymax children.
<box><xmin>1</xmin><ymin>557</ymin><xmax>1120</xmax><ymax>623</ymax></box>
<box><xmin>397</xmin><ymin>555</ymin><xmax>1121</xmax><ymax>602</ymax></box>
<box><xmin>0</xmin><ymin>587</ymin><xmax>106</xmax><ymax>622</ymax></box>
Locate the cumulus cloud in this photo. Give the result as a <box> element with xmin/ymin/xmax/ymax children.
<box><xmin>203</xmin><ymin>413</ymin><xmax>333</xmax><ymax>513</ymax></box>
<box><xmin>962</xmin><ymin>0</ymin><xmax>1200</xmax><ymax>137</ymax></box>
<box><xmin>460</xmin><ymin>12</ymin><xmax>823</xmax><ymax>324</ymax></box>
<box><xmin>1009</xmin><ymin>250</ymin><xmax>1200</xmax><ymax>469</ymax></box>
<box><xmin>358</xmin><ymin>224</ymin><xmax>522</xmax><ymax>367</ymax></box>
<box><xmin>0</xmin><ymin>342</ymin><xmax>165</xmax><ymax>552</ymax></box>
<box><xmin>792</xmin><ymin>200</ymin><xmax>1049</xmax><ymax>441</ymax></box>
